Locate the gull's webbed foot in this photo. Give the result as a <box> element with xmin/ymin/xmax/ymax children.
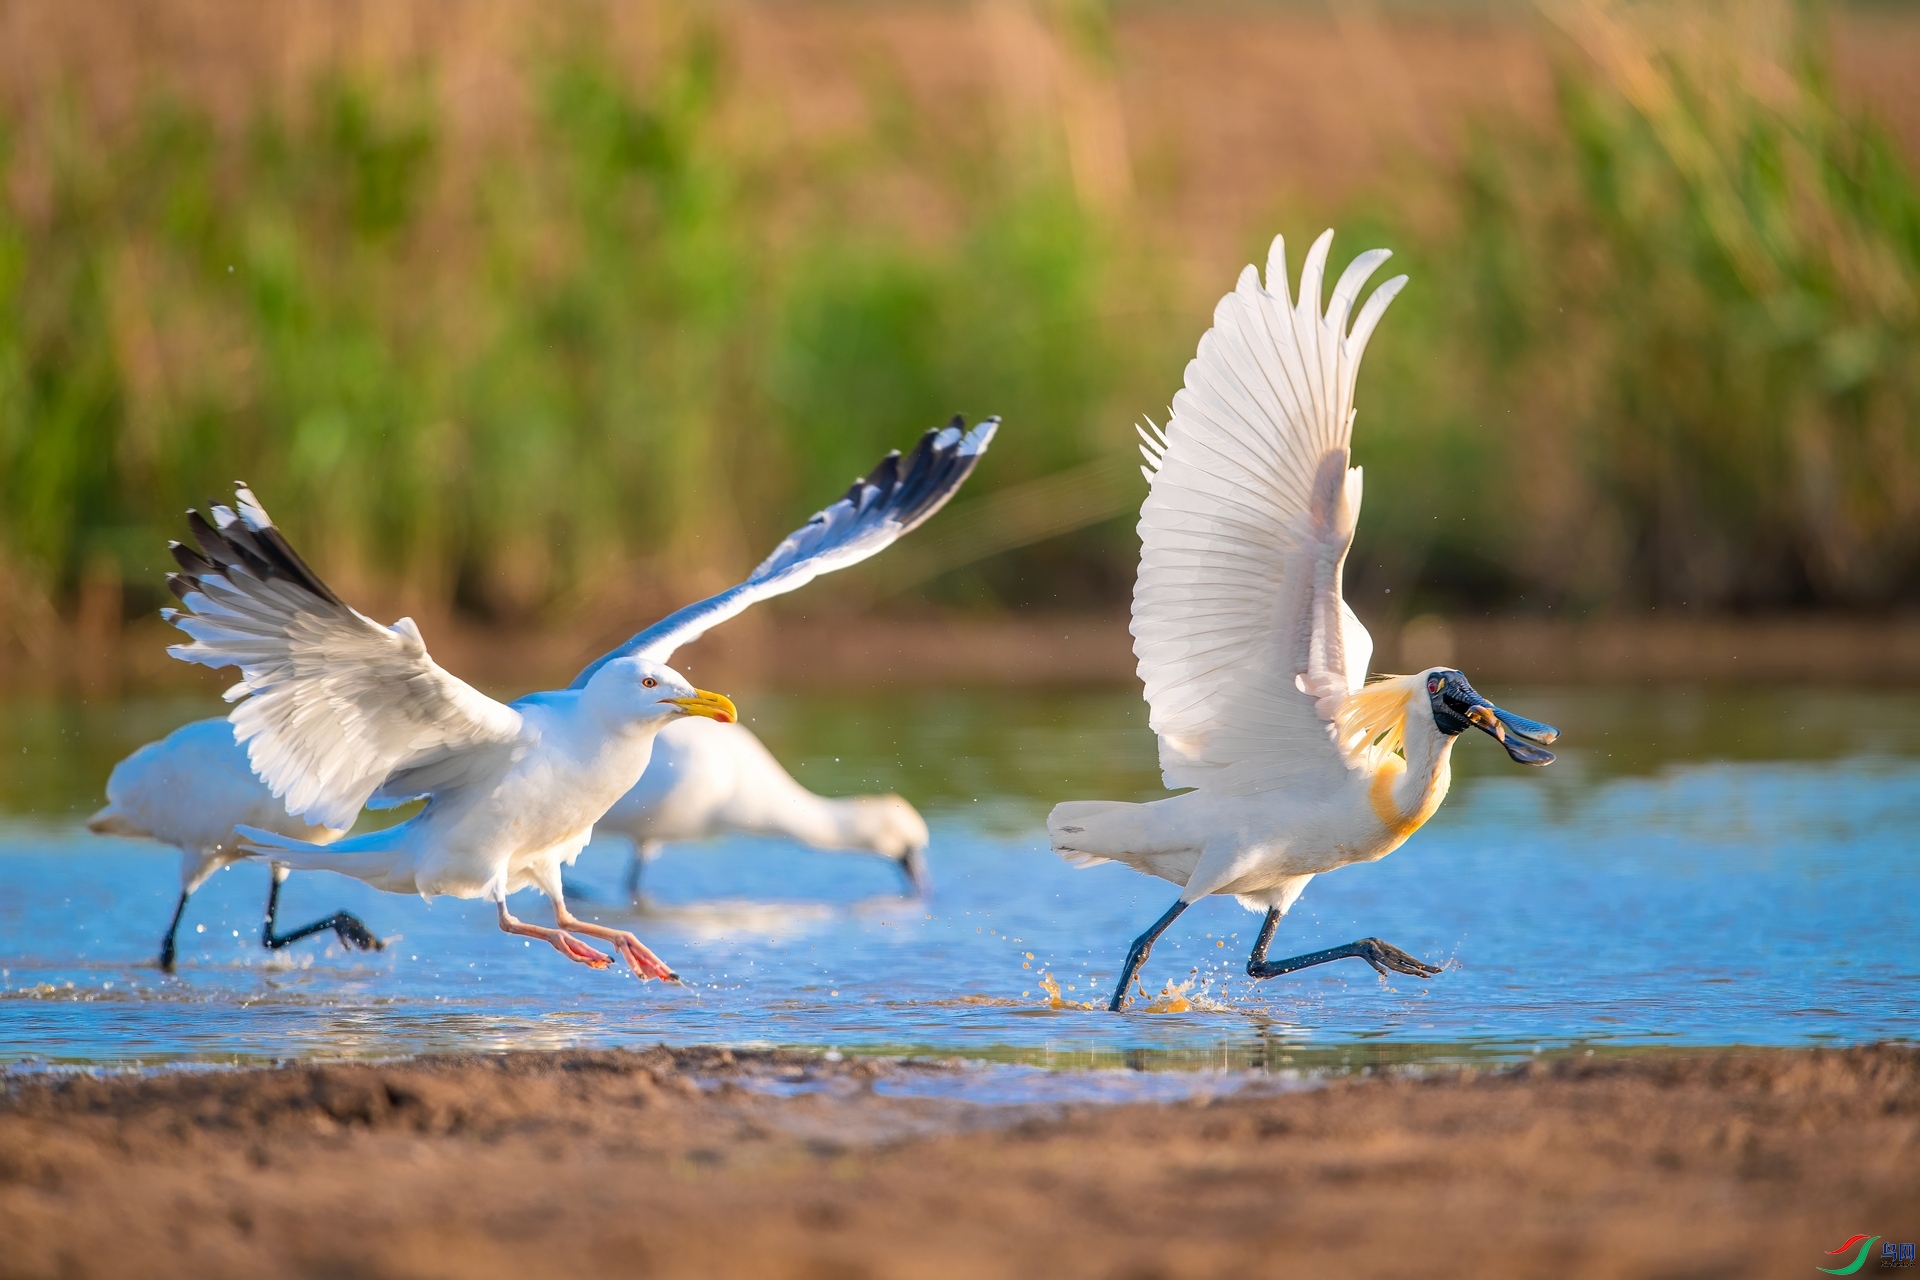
<box><xmin>497</xmin><ymin>902</ymin><xmax>612</xmax><ymax>969</ymax></box>
<box><xmin>555</xmin><ymin>930</ymin><xmax>614</xmax><ymax>969</ymax></box>
<box><xmin>613</xmin><ymin>933</ymin><xmax>678</xmax><ymax>982</ymax></box>
<box><xmin>559</xmin><ymin>912</ymin><xmax>678</xmax><ymax>982</ymax></box>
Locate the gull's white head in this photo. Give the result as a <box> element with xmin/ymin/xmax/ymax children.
<box><xmin>586</xmin><ymin>656</ymin><xmax>738</xmax><ymax>729</ymax></box>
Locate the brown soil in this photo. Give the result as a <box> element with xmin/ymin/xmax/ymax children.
<box><xmin>3</xmin><ymin>1045</ymin><xmax>1915</xmax><ymax>1279</ymax></box>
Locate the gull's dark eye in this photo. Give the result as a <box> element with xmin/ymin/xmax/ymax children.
<box><xmin>642</xmin><ymin>677</ymin><xmax>658</xmax><ymax>689</ymax></box>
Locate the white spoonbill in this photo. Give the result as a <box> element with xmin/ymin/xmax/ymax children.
<box><xmin>163</xmin><ymin>418</ymin><xmax>996</xmax><ymax>979</ymax></box>
<box><xmin>87</xmin><ymin>718</ymin><xmax>378</xmax><ymax>971</ymax></box>
<box><xmin>1045</xmin><ymin>232</ymin><xmax>1556</xmax><ymax>1011</ymax></box>
<box><xmin>597</xmin><ymin>717</ymin><xmax>930</xmax><ymax>901</ymax></box>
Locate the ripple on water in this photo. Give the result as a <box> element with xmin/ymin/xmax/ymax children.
<box><xmin>2</xmin><ymin>689</ymin><xmax>1918</xmax><ymax>1067</ymax></box>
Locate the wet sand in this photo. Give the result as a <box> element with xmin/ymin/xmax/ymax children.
<box><xmin>2</xmin><ymin>1045</ymin><xmax>1915</xmax><ymax>1279</ymax></box>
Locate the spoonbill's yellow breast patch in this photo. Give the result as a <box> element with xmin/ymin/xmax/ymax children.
<box><xmin>1367</xmin><ymin>757</ymin><xmax>1449</xmax><ymax>841</ymax></box>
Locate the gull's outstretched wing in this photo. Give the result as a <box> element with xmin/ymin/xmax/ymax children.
<box><xmin>164</xmin><ymin>487</ymin><xmax>524</xmax><ymax>830</ymax></box>
<box><xmin>569</xmin><ymin>415</ymin><xmax>998</xmax><ymax>687</ymax></box>
<box><xmin>1132</xmin><ymin>230</ymin><xmax>1406</xmax><ymax>795</ymax></box>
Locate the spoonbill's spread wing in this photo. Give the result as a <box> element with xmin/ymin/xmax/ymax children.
<box><xmin>1133</xmin><ymin>230</ymin><xmax>1405</xmax><ymax>795</ymax></box>
<box><xmin>569</xmin><ymin>415</ymin><xmax>997</xmax><ymax>685</ymax></box>
<box><xmin>164</xmin><ymin>487</ymin><xmax>524</xmax><ymax>830</ymax></box>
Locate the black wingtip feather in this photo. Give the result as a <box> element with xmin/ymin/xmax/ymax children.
<box><xmin>865</xmin><ymin>450</ymin><xmax>902</xmax><ymax>499</ymax></box>
<box><xmin>176</xmin><ymin>488</ymin><xmax>348</xmax><ymax>610</ymax></box>
<box><xmin>218</xmin><ymin>523</ymin><xmax>276</xmax><ymax>581</ymax></box>
<box><xmin>892</xmin><ymin>429</ymin><xmax>940</xmax><ymax>510</ymax></box>
<box><xmin>247</xmin><ymin>521</ymin><xmax>347</xmax><ymax>607</ymax></box>
<box><xmin>168</xmin><ymin>541</ymin><xmax>216</xmax><ymax>576</ymax></box>
<box><xmin>185</xmin><ymin>510</ymin><xmax>237</xmax><ymax>567</ymax></box>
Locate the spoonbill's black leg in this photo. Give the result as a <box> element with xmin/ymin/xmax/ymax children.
<box><xmin>157</xmin><ymin>889</ymin><xmax>192</xmax><ymax>973</ymax></box>
<box><xmin>1108</xmin><ymin>897</ymin><xmax>1190</xmax><ymax>1012</ymax></box>
<box><xmin>261</xmin><ymin>867</ymin><xmax>383</xmax><ymax>955</ymax></box>
<box><xmin>1246</xmin><ymin>907</ymin><xmax>1440</xmax><ymax>980</ymax></box>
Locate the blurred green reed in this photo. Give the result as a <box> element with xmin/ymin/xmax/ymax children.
<box><xmin>0</xmin><ymin>15</ymin><xmax>1145</xmax><ymax>627</ymax></box>
<box><xmin>1</xmin><ymin>1</ymin><xmax>1917</xmax><ymax>633</ymax></box>
<box><xmin>1353</xmin><ymin>0</ymin><xmax>1920</xmax><ymax>614</ymax></box>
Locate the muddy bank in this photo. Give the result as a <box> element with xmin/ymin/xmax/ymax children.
<box><xmin>2</xmin><ymin>1045</ymin><xmax>1915</xmax><ymax>1279</ymax></box>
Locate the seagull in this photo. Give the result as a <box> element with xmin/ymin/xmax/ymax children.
<box><xmin>162</xmin><ymin>417</ymin><xmax>996</xmax><ymax>978</ymax></box>
<box><xmin>86</xmin><ymin>718</ymin><xmax>381</xmax><ymax>972</ymax></box>
<box><xmin>596</xmin><ymin>717</ymin><xmax>931</xmax><ymax>902</ymax></box>
<box><xmin>1045</xmin><ymin>232</ymin><xmax>1557</xmax><ymax>1011</ymax></box>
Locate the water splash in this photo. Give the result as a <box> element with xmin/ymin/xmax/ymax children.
<box><xmin>1139</xmin><ymin>975</ymin><xmax>1194</xmax><ymax>1013</ymax></box>
<box><xmin>1037</xmin><ymin>972</ymin><xmax>1099</xmax><ymax>1011</ymax></box>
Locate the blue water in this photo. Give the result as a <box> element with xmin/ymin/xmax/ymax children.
<box><xmin>1</xmin><ymin>687</ymin><xmax>1914</xmax><ymax>1068</ymax></box>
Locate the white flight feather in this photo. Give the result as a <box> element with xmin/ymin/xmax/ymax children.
<box><xmin>1130</xmin><ymin>230</ymin><xmax>1406</xmax><ymax>795</ymax></box>
<box><xmin>168</xmin><ymin>567</ymin><xmax>523</xmax><ymax>831</ymax></box>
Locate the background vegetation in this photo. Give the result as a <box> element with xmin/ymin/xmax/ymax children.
<box><xmin>1355</xmin><ymin>0</ymin><xmax>1920</xmax><ymax>614</ymax></box>
<box><xmin>1</xmin><ymin>0</ymin><xmax>1916</xmax><ymax>661</ymax></box>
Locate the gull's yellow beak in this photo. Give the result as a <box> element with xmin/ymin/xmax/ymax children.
<box><xmin>670</xmin><ymin>689</ymin><xmax>738</xmax><ymax>724</ymax></box>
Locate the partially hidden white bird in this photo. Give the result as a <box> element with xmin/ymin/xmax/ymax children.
<box><xmin>1045</xmin><ymin>231</ymin><xmax>1557</xmax><ymax>1011</ymax></box>
<box><xmin>162</xmin><ymin>417</ymin><xmax>996</xmax><ymax>980</ymax></box>
<box><xmin>597</xmin><ymin>717</ymin><xmax>931</xmax><ymax>902</ymax></box>
<box><xmin>87</xmin><ymin>718</ymin><xmax>379</xmax><ymax>972</ymax></box>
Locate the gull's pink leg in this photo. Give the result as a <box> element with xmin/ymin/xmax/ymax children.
<box><xmin>556</xmin><ymin>907</ymin><xmax>678</xmax><ymax>982</ymax></box>
<box><xmin>497</xmin><ymin>901</ymin><xmax>611</xmax><ymax>969</ymax></box>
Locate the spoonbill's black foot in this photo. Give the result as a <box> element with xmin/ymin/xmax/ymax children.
<box><xmin>1107</xmin><ymin>897</ymin><xmax>1191</xmax><ymax>1012</ymax></box>
<box><xmin>1247</xmin><ymin>937</ymin><xmax>1440</xmax><ymax>981</ymax></box>
<box><xmin>265</xmin><ymin>911</ymin><xmax>384</xmax><ymax>953</ymax></box>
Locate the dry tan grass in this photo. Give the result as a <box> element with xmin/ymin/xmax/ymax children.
<box><xmin>3</xmin><ymin>0</ymin><xmax>1911</xmax><ymax>291</ymax></box>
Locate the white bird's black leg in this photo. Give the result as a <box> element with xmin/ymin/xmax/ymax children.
<box><xmin>623</xmin><ymin>839</ymin><xmax>661</xmax><ymax>904</ymax></box>
<box><xmin>896</xmin><ymin>845</ymin><xmax>932</xmax><ymax>897</ymax></box>
<box><xmin>157</xmin><ymin>889</ymin><xmax>192</xmax><ymax>973</ymax></box>
<box><xmin>1246</xmin><ymin>907</ymin><xmax>1440</xmax><ymax>980</ymax></box>
<box><xmin>1108</xmin><ymin>898</ymin><xmax>1189</xmax><ymax>1012</ymax></box>
<box><xmin>261</xmin><ymin>866</ymin><xmax>383</xmax><ymax>956</ymax></box>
